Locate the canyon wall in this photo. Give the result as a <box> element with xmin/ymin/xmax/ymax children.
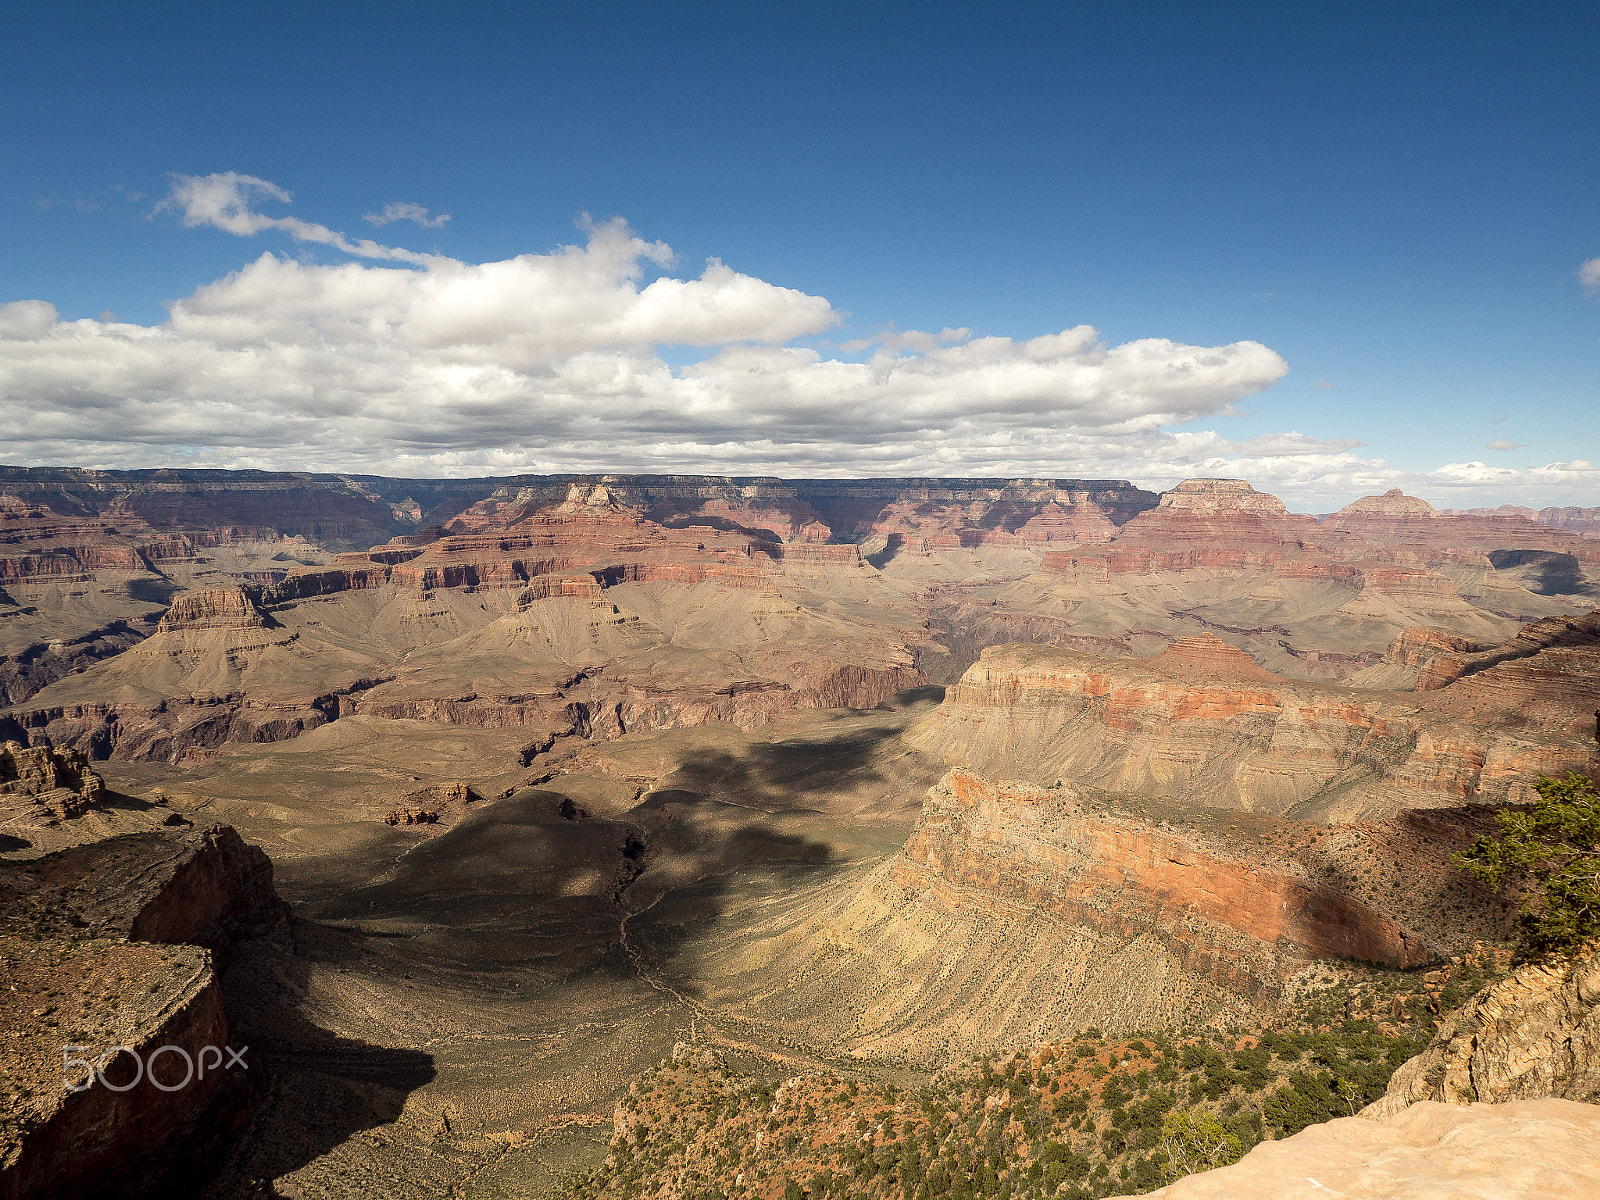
<box><xmin>674</xmin><ymin>766</ymin><xmax>1502</xmax><ymax>1063</ymax></box>
<box><xmin>1364</xmin><ymin>944</ymin><xmax>1600</xmax><ymax>1117</ymax></box>
<box><xmin>0</xmin><ymin>824</ymin><xmax>283</xmax><ymax>1199</ymax></box>
<box><xmin>908</xmin><ymin>617</ymin><xmax>1600</xmax><ymax>821</ymax></box>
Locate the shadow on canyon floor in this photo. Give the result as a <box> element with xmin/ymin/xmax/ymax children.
<box><xmin>173</xmin><ymin>704</ymin><xmax>943</xmax><ymax>1195</ymax></box>
<box><xmin>204</xmin><ymin>929</ymin><xmax>437</xmax><ymax>1199</ymax></box>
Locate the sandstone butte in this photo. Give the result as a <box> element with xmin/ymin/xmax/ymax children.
<box><xmin>678</xmin><ymin>761</ymin><xmax>1504</xmax><ymax>1065</ymax></box>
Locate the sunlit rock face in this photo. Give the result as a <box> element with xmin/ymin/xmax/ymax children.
<box><xmin>1364</xmin><ymin>945</ymin><xmax>1600</xmax><ymax>1117</ymax></box>
<box><xmin>1108</xmin><ymin>1099</ymin><xmax>1600</xmax><ymax>1200</ymax></box>
<box><xmin>909</xmin><ymin>615</ymin><xmax>1600</xmax><ymax>821</ymax></box>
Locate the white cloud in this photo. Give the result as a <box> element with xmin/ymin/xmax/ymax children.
<box><xmin>1580</xmin><ymin>255</ymin><xmax>1600</xmax><ymax>294</ymax></box>
<box><xmin>1</xmin><ymin>179</ymin><xmax>1299</xmax><ymax>487</ymax></box>
<box><xmin>13</xmin><ymin>173</ymin><xmax>1590</xmax><ymax>507</ymax></box>
<box><xmin>1484</xmin><ymin>437</ymin><xmax>1525</xmax><ymax>451</ymax></box>
<box><xmin>363</xmin><ymin>201</ymin><xmax>450</xmax><ymax>228</ymax></box>
<box><xmin>156</xmin><ymin>172</ymin><xmax>434</xmax><ymax>264</ymax></box>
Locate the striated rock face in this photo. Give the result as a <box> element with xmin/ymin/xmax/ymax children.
<box><xmin>1125</xmin><ymin>477</ymin><xmax>1315</xmax><ymax>539</ymax></box>
<box><xmin>909</xmin><ymin>616</ymin><xmax>1600</xmax><ymax>820</ymax></box>
<box><xmin>1386</xmin><ymin>626</ymin><xmax>1486</xmax><ymax>667</ymax></box>
<box><xmin>1333</xmin><ymin>487</ymin><xmax>1439</xmax><ymax>519</ymax></box>
<box><xmin>1154</xmin><ymin>477</ymin><xmax>1294</xmax><ymax>518</ymax></box>
<box><xmin>1407</xmin><ymin>608</ymin><xmax>1600</xmax><ymax>691</ymax></box>
<box><xmin>902</xmin><ymin>769</ymin><xmax>1434</xmax><ymax>1001</ymax></box>
<box><xmin>156</xmin><ymin>586</ymin><xmax>265</xmax><ymax>631</ymax></box>
<box><xmin>1363</xmin><ymin>945</ymin><xmax>1600</xmax><ymax>1117</ymax></box>
<box><xmin>1537</xmin><ymin>505</ymin><xmax>1600</xmax><ymax>538</ymax></box>
<box><xmin>1329</xmin><ymin>492</ymin><xmax>1593</xmax><ymax>556</ymax></box>
<box><xmin>786</xmin><ymin>478</ymin><xmax>1158</xmax><ymax>542</ymax></box>
<box><xmin>681</xmin><ymin>766</ymin><xmax>1503</xmax><ymax>1064</ymax></box>
<box><xmin>1110</xmin><ymin>1099</ymin><xmax>1600</xmax><ymax>1200</ymax></box>
<box><xmin>1036</xmin><ymin>478</ymin><xmax>1334</xmax><ymax>577</ymax></box>
<box><xmin>0</xmin><ymin>739</ymin><xmax>105</xmax><ymax>830</ymax></box>
<box><xmin>1347</xmin><ymin>627</ymin><xmax>1491</xmax><ymax>691</ymax></box>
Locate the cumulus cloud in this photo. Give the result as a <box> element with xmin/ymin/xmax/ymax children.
<box><xmin>1580</xmin><ymin>255</ymin><xmax>1600</xmax><ymax>294</ymax></box>
<box><xmin>1484</xmin><ymin>437</ymin><xmax>1525</xmax><ymax>451</ymax></box>
<box><xmin>12</xmin><ymin>175</ymin><xmax>1590</xmax><ymax>506</ymax></box>
<box><xmin>0</xmin><ymin>179</ymin><xmax>1301</xmax><ymax>486</ymax></box>
<box><xmin>364</xmin><ymin>201</ymin><xmax>450</xmax><ymax>228</ymax></box>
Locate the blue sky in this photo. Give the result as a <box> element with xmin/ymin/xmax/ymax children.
<box><xmin>2</xmin><ymin>0</ymin><xmax>1597</xmax><ymax>507</ymax></box>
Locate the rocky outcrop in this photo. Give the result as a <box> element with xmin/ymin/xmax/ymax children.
<box><xmin>0</xmin><ymin>739</ymin><xmax>105</xmax><ymax>830</ymax></box>
<box><xmin>1363</xmin><ymin>945</ymin><xmax>1600</xmax><ymax>1117</ymax></box>
<box><xmin>1332</xmin><ymin>487</ymin><xmax>1440</xmax><ymax>521</ymax></box>
<box><xmin>156</xmin><ymin>586</ymin><xmax>266</xmax><ymax>631</ymax></box>
<box><xmin>1347</xmin><ymin>627</ymin><xmax>1490</xmax><ymax>691</ymax></box>
<box><xmin>0</xmin><ymin>936</ymin><xmax>247</xmax><ymax>1200</ymax></box>
<box><xmin>0</xmin><ymin>824</ymin><xmax>282</xmax><ymax>951</ymax></box>
<box><xmin>1113</xmin><ymin>479</ymin><xmax>1325</xmax><ymax>550</ymax></box>
<box><xmin>382</xmin><ymin>782</ymin><xmax>484</xmax><ymax>831</ymax></box>
<box><xmin>1110</xmin><ymin>1099</ymin><xmax>1600</xmax><ymax>1200</ymax></box>
<box><xmin>0</xmin><ymin>823</ymin><xmax>283</xmax><ymax>1199</ymax></box>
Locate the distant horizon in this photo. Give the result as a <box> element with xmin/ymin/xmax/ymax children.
<box><xmin>2</xmin><ymin>460</ymin><xmax>1595</xmax><ymax>521</ymax></box>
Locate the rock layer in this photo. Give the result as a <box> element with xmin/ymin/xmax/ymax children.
<box><xmin>0</xmin><ymin>740</ymin><xmax>105</xmax><ymax>832</ymax></box>
<box><xmin>674</xmin><ymin>767</ymin><xmax>1499</xmax><ymax>1062</ymax></box>
<box><xmin>1363</xmin><ymin>944</ymin><xmax>1600</xmax><ymax>1117</ymax></box>
<box><xmin>909</xmin><ymin>615</ymin><xmax>1600</xmax><ymax>820</ymax></box>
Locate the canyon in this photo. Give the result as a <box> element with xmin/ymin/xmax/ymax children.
<box><xmin>1</xmin><ymin>467</ymin><xmax>1596</xmax><ymax>1197</ymax></box>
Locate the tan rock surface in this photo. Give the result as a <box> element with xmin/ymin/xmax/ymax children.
<box><xmin>1364</xmin><ymin>945</ymin><xmax>1600</xmax><ymax>1118</ymax></box>
<box><xmin>666</xmin><ymin>767</ymin><xmax>1504</xmax><ymax>1060</ymax></box>
<box><xmin>910</xmin><ymin>614</ymin><xmax>1600</xmax><ymax>819</ymax></box>
<box><xmin>1109</xmin><ymin>1099</ymin><xmax>1600</xmax><ymax>1200</ymax></box>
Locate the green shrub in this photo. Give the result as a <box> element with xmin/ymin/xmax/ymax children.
<box><xmin>1453</xmin><ymin>772</ymin><xmax>1600</xmax><ymax>957</ymax></box>
<box><xmin>1158</xmin><ymin>1108</ymin><xmax>1242</xmax><ymax>1183</ymax></box>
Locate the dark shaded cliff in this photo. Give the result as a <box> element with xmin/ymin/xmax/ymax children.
<box><xmin>0</xmin><ymin>825</ymin><xmax>285</xmax><ymax>1200</ymax></box>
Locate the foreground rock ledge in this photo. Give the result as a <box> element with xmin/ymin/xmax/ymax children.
<box><xmin>1109</xmin><ymin>1098</ymin><xmax>1600</xmax><ymax>1200</ymax></box>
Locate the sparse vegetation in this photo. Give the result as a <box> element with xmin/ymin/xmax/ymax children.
<box><xmin>1453</xmin><ymin>772</ymin><xmax>1600</xmax><ymax>957</ymax></box>
<box><xmin>567</xmin><ymin>948</ymin><xmax>1504</xmax><ymax>1200</ymax></box>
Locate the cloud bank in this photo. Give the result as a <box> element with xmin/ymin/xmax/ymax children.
<box><xmin>2</xmin><ymin>173</ymin><xmax>1594</xmax><ymax>508</ymax></box>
